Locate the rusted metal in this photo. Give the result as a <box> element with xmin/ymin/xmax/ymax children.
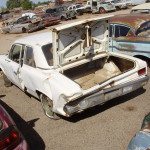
<box><xmin>110</xmin><ymin>14</ymin><xmax>150</xmax><ymax>30</ymax></box>
<box><xmin>115</xmin><ymin>36</ymin><xmax>150</xmax><ymax>42</ymax></box>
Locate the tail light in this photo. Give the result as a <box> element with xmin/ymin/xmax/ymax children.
<box><xmin>0</xmin><ymin>126</ymin><xmax>21</xmax><ymax>150</ymax></box>
<box><xmin>138</xmin><ymin>68</ymin><xmax>146</xmax><ymax>76</ymax></box>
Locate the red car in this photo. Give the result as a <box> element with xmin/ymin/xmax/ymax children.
<box><xmin>31</xmin><ymin>13</ymin><xmax>61</xmax><ymax>27</ymax></box>
<box><xmin>0</xmin><ymin>105</ymin><xmax>29</xmax><ymax>150</ymax></box>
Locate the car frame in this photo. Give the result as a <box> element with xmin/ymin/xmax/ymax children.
<box><xmin>86</xmin><ymin>0</ymin><xmax>116</xmax><ymax>14</ymax></box>
<box><xmin>0</xmin><ymin>16</ymin><xmax>31</xmax><ymax>34</ymax></box>
<box><xmin>68</xmin><ymin>4</ymin><xmax>85</xmax><ymax>15</ymax></box>
<box><xmin>45</xmin><ymin>6</ymin><xmax>77</xmax><ymax>21</ymax></box>
<box><xmin>0</xmin><ymin>16</ymin><xmax>149</xmax><ymax>119</ymax></box>
<box><xmin>31</xmin><ymin>13</ymin><xmax>61</xmax><ymax>27</ymax></box>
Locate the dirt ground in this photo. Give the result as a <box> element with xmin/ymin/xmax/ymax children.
<box><xmin>0</xmin><ymin>8</ymin><xmax>150</xmax><ymax>150</ymax></box>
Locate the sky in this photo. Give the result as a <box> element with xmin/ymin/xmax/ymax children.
<box><xmin>0</xmin><ymin>0</ymin><xmax>50</xmax><ymax>8</ymax></box>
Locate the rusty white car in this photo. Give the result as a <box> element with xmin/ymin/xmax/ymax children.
<box><xmin>0</xmin><ymin>16</ymin><xmax>31</xmax><ymax>34</ymax></box>
<box><xmin>0</xmin><ymin>16</ymin><xmax>149</xmax><ymax>119</ymax></box>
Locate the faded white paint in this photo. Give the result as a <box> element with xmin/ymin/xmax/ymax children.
<box><xmin>0</xmin><ymin>16</ymin><xmax>148</xmax><ymax>117</ymax></box>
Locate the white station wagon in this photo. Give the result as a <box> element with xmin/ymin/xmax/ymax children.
<box><xmin>0</xmin><ymin>16</ymin><xmax>149</xmax><ymax>119</ymax></box>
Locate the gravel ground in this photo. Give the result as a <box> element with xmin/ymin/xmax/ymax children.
<box><xmin>0</xmin><ymin>8</ymin><xmax>150</xmax><ymax>150</ymax></box>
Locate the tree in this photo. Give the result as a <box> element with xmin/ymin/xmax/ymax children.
<box><xmin>6</xmin><ymin>0</ymin><xmax>21</xmax><ymax>9</ymax></box>
<box><xmin>0</xmin><ymin>7</ymin><xmax>9</xmax><ymax>12</ymax></box>
<box><xmin>21</xmin><ymin>0</ymin><xmax>33</xmax><ymax>10</ymax></box>
<box><xmin>6</xmin><ymin>0</ymin><xmax>33</xmax><ymax>10</ymax></box>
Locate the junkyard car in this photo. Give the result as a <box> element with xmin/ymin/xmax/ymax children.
<box><xmin>0</xmin><ymin>104</ymin><xmax>29</xmax><ymax>149</ymax></box>
<box><xmin>31</xmin><ymin>13</ymin><xmax>61</xmax><ymax>27</ymax></box>
<box><xmin>110</xmin><ymin>0</ymin><xmax>130</xmax><ymax>10</ymax></box>
<box><xmin>130</xmin><ymin>2</ymin><xmax>150</xmax><ymax>14</ymax></box>
<box><xmin>0</xmin><ymin>15</ymin><xmax>47</xmax><ymax>34</ymax></box>
<box><xmin>0</xmin><ymin>16</ymin><xmax>31</xmax><ymax>33</ymax></box>
<box><xmin>68</xmin><ymin>4</ymin><xmax>85</xmax><ymax>15</ymax></box>
<box><xmin>45</xmin><ymin>6</ymin><xmax>77</xmax><ymax>21</ymax></box>
<box><xmin>127</xmin><ymin>112</ymin><xmax>150</xmax><ymax>150</ymax></box>
<box><xmin>0</xmin><ymin>16</ymin><xmax>149</xmax><ymax>119</ymax></box>
<box><xmin>86</xmin><ymin>0</ymin><xmax>116</xmax><ymax>13</ymax></box>
<box><xmin>109</xmin><ymin>14</ymin><xmax>150</xmax><ymax>65</ymax></box>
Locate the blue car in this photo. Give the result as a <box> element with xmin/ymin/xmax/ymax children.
<box><xmin>109</xmin><ymin>14</ymin><xmax>150</xmax><ymax>66</ymax></box>
<box><xmin>127</xmin><ymin>112</ymin><xmax>150</xmax><ymax>150</ymax></box>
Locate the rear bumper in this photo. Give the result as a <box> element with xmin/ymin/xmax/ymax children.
<box><xmin>64</xmin><ymin>76</ymin><xmax>149</xmax><ymax>116</ymax></box>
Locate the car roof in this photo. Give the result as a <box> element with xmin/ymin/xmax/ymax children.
<box><xmin>131</xmin><ymin>3</ymin><xmax>150</xmax><ymax>10</ymax></box>
<box><xmin>110</xmin><ymin>14</ymin><xmax>150</xmax><ymax>30</ymax></box>
<box><xmin>14</xmin><ymin>32</ymin><xmax>52</xmax><ymax>46</ymax></box>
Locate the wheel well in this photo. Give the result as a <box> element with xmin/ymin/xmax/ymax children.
<box><xmin>36</xmin><ymin>90</ymin><xmax>42</xmax><ymax>98</ymax></box>
<box><xmin>61</xmin><ymin>16</ymin><xmax>65</xmax><ymax>19</ymax></box>
<box><xmin>134</xmin><ymin>55</ymin><xmax>149</xmax><ymax>60</ymax></box>
<box><xmin>36</xmin><ymin>90</ymin><xmax>53</xmax><ymax>101</ymax></box>
<box><xmin>22</xmin><ymin>27</ymin><xmax>26</xmax><ymax>33</ymax></box>
<box><xmin>116</xmin><ymin>6</ymin><xmax>120</xmax><ymax>9</ymax></box>
<box><xmin>134</xmin><ymin>55</ymin><xmax>150</xmax><ymax>66</ymax></box>
<box><xmin>0</xmin><ymin>68</ymin><xmax>2</xmax><ymax>76</ymax></box>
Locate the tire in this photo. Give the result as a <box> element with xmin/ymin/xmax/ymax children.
<box><xmin>72</xmin><ymin>16</ymin><xmax>77</xmax><ymax>19</ymax></box>
<box><xmin>61</xmin><ymin>16</ymin><xmax>67</xmax><ymax>21</ymax></box>
<box><xmin>22</xmin><ymin>28</ymin><xmax>26</xmax><ymax>33</ymax></box>
<box><xmin>3</xmin><ymin>73</ymin><xmax>12</xmax><ymax>87</ymax></box>
<box><xmin>116</xmin><ymin>6</ymin><xmax>120</xmax><ymax>10</ymax></box>
<box><xmin>40</xmin><ymin>94</ymin><xmax>60</xmax><ymax>120</ymax></box>
<box><xmin>99</xmin><ymin>8</ymin><xmax>106</xmax><ymax>14</ymax></box>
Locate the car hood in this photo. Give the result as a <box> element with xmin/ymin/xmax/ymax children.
<box><xmin>52</xmin><ymin>15</ymin><xmax>112</xmax><ymax>69</ymax></box>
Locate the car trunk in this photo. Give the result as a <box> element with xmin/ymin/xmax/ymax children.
<box><xmin>52</xmin><ymin>16</ymin><xmax>135</xmax><ymax>90</ymax></box>
<box><xmin>64</xmin><ymin>55</ymin><xmax>134</xmax><ymax>90</ymax></box>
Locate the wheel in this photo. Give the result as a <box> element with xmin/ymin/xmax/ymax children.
<box><xmin>40</xmin><ymin>94</ymin><xmax>60</xmax><ymax>120</ymax></box>
<box><xmin>116</xmin><ymin>6</ymin><xmax>120</xmax><ymax>10</ymax></box>
<box><xmin>99</xmin><ymin>8</ymin><xmax>106</xmax><ymax>14</ymax></box>
<box><xmin>61</xmin><ymin>16</ymin><xmax>67</xmax><ymax>21</ymax></box>
<box><xmin>3</xmin><ymin>73</ymin><xmax>12</xmax><ymax>87</ymax></box>
<box><xmin>72</xmin><ymin>16</ymin><xmax>77</xmax><ymax>19</ymax></box>
<box><xmin>22</xmin><ymin>28</ymin><xmax>26</xmax><ymax>33</ymax></box>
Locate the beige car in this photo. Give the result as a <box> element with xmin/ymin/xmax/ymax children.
<box><xmin>130</xmin><ymin>2</ymin><xmax>150</xmax><ymax>14</ymax></box>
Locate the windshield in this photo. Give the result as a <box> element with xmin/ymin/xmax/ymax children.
<box><xmin>41</xmin><ymin>14</ymin><xmax>50</xmax><ymax>18</ymax></box>
<box><xmin>76</xmin><ymin>4</ymin><xmax>83</xmax><ymax>8</ymax></box>
<box><xmin>136</xmin><ymin>21</ymin><xmax>150</xmax><ymax>36</ymax></box>
<box><xmin>42</xmin><ymin>43</ymin><xmax>53</xmax><ymax>66</ymax></box>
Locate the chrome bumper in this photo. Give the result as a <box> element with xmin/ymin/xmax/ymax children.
<box><xmin>64</xmin><ymin>76</ymin><xmax>149</xmax><ymax>116</ymax></box>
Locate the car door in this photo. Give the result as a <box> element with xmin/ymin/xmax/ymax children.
<box><xmin>5</xmin><ymin>44</ymin><xmax>24</xmax><ymax>88</ymax></box>
<box><xmin>110</xmin><ymin>24</ymin><xmax>134</xmax><ymax>54</ymax></box>
<box><xmin>20</xmin><ymin>45</ymin><xmax>38</xmax><ymax>97</ymax></box>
